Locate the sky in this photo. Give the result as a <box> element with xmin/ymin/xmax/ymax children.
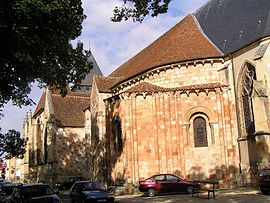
<box><xmin>0</xmin><ymin>0</ymin><xmax>208</xmax><ymax>133</ymax></box>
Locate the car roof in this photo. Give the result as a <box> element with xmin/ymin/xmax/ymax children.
<box><xmin>76</xmin><ymin>181</ymin><xmax>100</xmax><ymax>183</ymax></box>
<box><xmin>17</xmin><ymin>183</ymin><xmax>50</xmax><ymax>187</ymax></box>
<box><xmin>1</xmin><ymin>183</ymin><xmax>15</xmax><ymax>186</ymax></box>
<box><xmin>151</xmin><ymin>173</ymin><xmax>179</xmax><ymax>177</ymax></box>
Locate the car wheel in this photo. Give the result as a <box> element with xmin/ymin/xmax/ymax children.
<box><xmin>261</xmin><ymin>189</ymin><xmax>269</xmax><ymax>195</ymax></box>
<box><xmin>185</xmin><ymin>186</ymin><xmax>194</xmax><ymax>194</ymax></box>
<box><xmin>147</xmin><ymin>188</ymin><xmax>156</xmax><ymax>197</ymax></box>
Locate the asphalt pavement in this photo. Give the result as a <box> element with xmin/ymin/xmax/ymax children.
<box><xmin>60</xmin><ymin>187</ymin><xmax>270</xmax><ymax>203</ymax></box>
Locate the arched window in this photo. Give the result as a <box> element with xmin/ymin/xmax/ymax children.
<box><xmin>238</xmin><ymin>62</ymin><xmax>256</xmax><ymax>135</ymax></box>
<box><xmin>112</xmin><ymin>115</ymin><xmax>123</xmax><ymax>153</ymax></box>
<box><xmin>193</xmin><ymin>116</ymin><xmax>208</xmax><ymax>147</ymax></box>
<box><xmin>44</xmin><ymin>127</ymin><xmax>48</xmax><ymax>163</ymax></box>
<box><xmin>36</xmin><ymin>119</ymin><xmax>42</xmax><ymax>164</ymax></box>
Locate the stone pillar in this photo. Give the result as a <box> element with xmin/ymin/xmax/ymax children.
<box><xmin>45</xmin><ymin>116</ymin><xmax>57</xmax><ymax>186</ymax></box>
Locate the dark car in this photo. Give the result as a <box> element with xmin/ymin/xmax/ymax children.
<box><xmin>0</xmin><ymin>181</ymin><xmax>11</xmax><ymax>187</ymax></box>
<box><xmin>0</xmin><ymin>182</ymin><xmax>16</xmax><ymax>203</ymax></box>
<box><xmin>257</xmin><ymin>168</ymin><xmax>270</xmax><ymax>195</ymax></box>
<box><xmin>55</xmin><ymin>177</ymin><xmax>85</xmax><ymax>190</ymax></box>
<box><xmin>69</xmin><ymin>181</ymin><xmax>114</xmax><ymax>203</ymax></box>
<box><xmin>139</xmin><ymin>173</ymin><xmax>200</xmax><ymax>197</ymax></box>
<box><xmin>11</xmin><ymin>183</ymin><xmax>62</xmax><ymax>203</ymax></box>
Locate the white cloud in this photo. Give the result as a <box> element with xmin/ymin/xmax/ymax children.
<box><xmin>0</xmin><ymin>0</ymin><xmax>208</xmax><ymax>133</ymax></box>
<box><xmin>77</xmin><ymin>0</ymin><xmax>208</xmax><ymax>75</ymax></box>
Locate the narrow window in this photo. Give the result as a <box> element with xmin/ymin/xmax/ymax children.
<box><xmin>36</xmin><ymin>119</ymin><xmax>42</xmax><ymax>164</ymax></box>
<box><xmin>193</xmin><ymin>117</ymin><xmax>208</xmax><ymax>147</ymax></box>
<box><xmin>241</xmin><ymin>63</ymin><xmax>256</xmax><ymax>135</ymax></box>
<box><xmin>112</xmin><ymin>115</ymin><xmax>123</xmax><ymax>153</ymax></box>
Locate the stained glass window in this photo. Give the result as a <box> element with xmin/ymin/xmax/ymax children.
<box><xmin>241</xmin><ymin>63</ymin><xmax>256</xmax><ymax>135</ymax></box>
<box><xmin>194</xmin><ymin>117</ymin><xmax>208</xmax><ymax>147</ymax></box>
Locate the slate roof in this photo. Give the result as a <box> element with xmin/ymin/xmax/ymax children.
<box><xmin>72</xmin><ymin>52</ymin><xmax>103</xmax><ymax>93</ymax></box>
<box><xmin>109</xmin><ymin>14</ymin><xmax>223</xmax><ymax>84</ymax></box>
<box><xmin>194</xmin><ymin>0</ymin><xmax>270</xmax><ymax>54</ymax></box>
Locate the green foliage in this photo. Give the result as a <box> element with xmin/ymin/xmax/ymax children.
<box><xmin>111</xmin><ymin>0</ymin><xmax>172</xmax><ymax>22</ymax></box>
<box><xmin>0</xmin><ymin>129</ymin><xmax>27</xmax><ymax>159</ymax></box>
<box><xmin>0</xmin><ymin>0</ymin><xmax>92</xmax><ymax>110</ymax></box>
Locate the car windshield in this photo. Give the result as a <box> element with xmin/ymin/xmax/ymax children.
<box><xmin>82</xmin><ymin>182</ymin><xmax>105</xmax><ymax>191</ymax></box>
<box><xmin>22</xmin><ymin>185</ymin><xmax>54</xmax><ymax>198</ymax></box>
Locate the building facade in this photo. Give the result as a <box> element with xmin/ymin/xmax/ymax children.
<box><xmin>22</xmin><ymin>0</ymin><xmax>270</xmax><ymax>188</ymax></box>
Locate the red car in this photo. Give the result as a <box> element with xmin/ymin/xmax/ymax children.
<box><xmin>257</xmin><ymin>168</ymin><xmax>270</xmax><ymax>195</ymax></box>
<box><xmin>139</xmin><ymin>174</ymin><xmax>200</xmax><ymax>197</ymax></box>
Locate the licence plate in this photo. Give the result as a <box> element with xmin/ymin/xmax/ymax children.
<box><xmin>264</xmin><ymin>179</ymin><xmax>270</xmax><ymax>181</ymax></box>
<box><xmin>98</xmin><ymin>199</ymin><xmax>107</xmax><ymax>202</ymax></box>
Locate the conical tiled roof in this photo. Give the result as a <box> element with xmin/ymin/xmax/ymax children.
<box><xmin>109</xmin><ymin>14</ymin><xmax>223</xmax><ymax>83</ymax></box>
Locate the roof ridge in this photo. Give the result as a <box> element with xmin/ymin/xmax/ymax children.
<box><xmin>52</xmin><ymin>93</ymin><xmax>90</xmax><ymax>98</ymax></box>
<box><xmin>95</xmin><ymin>75</ymin><xmax>123</xmax><ymax>79</ymax></box>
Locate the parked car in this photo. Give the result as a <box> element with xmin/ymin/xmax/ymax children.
<box><xmin>11</xmin><ymin>183</ymin><xmax>62</xmax><ymax>203</ymax></box>
<box><xmin>0</xmin><ymin>181</ymin><xmax>12</xmax><ymax>187</ymax></box>
<box><xmin>257</xmin><ymin>168</ymin><xmax>270</xmax><ymax>195</ymax></box>
<box><xmin>69</xmin><ymin>181</ymin><xmax>114</xmax><ymax>203</ymax></box>
<box><xmin>0</xmin><ymin>182</ymin><xmax>16</xmax><ymax>203</ymax></box>
<box><xmin>55</xmin><ymin>176</ymin><xmax>85</xmax><ymax>190</ymax></box>
<box><xmin>139</xmin><ymin>173</ymin><xmax>200</xmax><ymax>197</ymax></box>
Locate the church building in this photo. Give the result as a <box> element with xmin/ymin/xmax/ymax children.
<box><xmin>22</xmin><ymin>0</ymin><xmax>270</xmax><ymax>188</ymax></box>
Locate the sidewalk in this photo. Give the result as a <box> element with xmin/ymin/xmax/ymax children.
<box><xmin>59</xmin><ymin>187</ymin><xmax>270</xmax><ymax>203</ymax></box>
<box><xmin>115</xmin><ymin>187</ymin><xmax>270</xmax><ymax>203</ymax></box>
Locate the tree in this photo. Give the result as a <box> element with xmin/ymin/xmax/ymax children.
<box><xmin>112</xmin><ymin>0</ymin><xmax>173</xmax><ymax>22</ymax></box>
<box><xmin>0</xmin><ymin>129</ymin><xmax>27</xmax><ymax>159</ymax></box>
<box><xmin>0</xmin><ymin>0</ymin><xmax>92</xmax><ymax>110</ymax></box>
<box><xmin>0</xmin><ymin>0</ymin><xmax>172</xmax><ymax>159</ymax></box>
<box><xmin>0</xmin><ymin>0</ymin><xmax>92</xmax><ymax>159</ymax></box>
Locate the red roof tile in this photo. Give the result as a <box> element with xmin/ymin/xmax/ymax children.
<box><xmin>33</xmin><ymin>92</ymin><xmax>46</xmax><ymax>117</ymax></box>
<box><xmin>124</xmin><ymin>82</ymin><xmax>227</xmax><ymax>93</ymax></box>
<box><xmin>52</xmin><ymin>93</ymin><xmax>90</xmax><ymax>127</ymax></box>
<box><xmin>33</xmin><ymin>90</ymin><xmax>90</xmax><ymax>127</ymax></box>
<box><xmin>109</xmin><ymin>14</ymin><xmax>223</xmax><ymax>84</ymax></box>
<box><xmin>94</xmin><ymin>76</ymin><xmax>123</xmax><ymax>93</ymax></box>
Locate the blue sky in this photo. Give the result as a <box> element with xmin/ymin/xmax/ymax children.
<box><xmin>0</xmin><ymin>0</ymin><xmax>208</xmax><ymax>133</ymax></box>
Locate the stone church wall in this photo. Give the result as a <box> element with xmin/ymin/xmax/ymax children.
<box><xmin>107</xmin><ymin>61</ymin><xmax>239</xmax><ymax>187</ymax></box>
<box><xmin>232</xmin><ymin>39</ymin><xmax>270</xmax><ymax>185</ymax></box>
<box><xmin>55</xmin><ymin>127</ymin><xmax>87</xmax><ymax>181</ymax></box>
<box><xmin>145</xmin><ymin>62</ymin><xmax>220</xmax><ymax>88</ymax></box>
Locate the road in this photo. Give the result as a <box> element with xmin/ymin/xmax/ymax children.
<box><xmin>60</xmin><ymin>187</ymin><xmax>270</xmax><ymax>203</ymax></box>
